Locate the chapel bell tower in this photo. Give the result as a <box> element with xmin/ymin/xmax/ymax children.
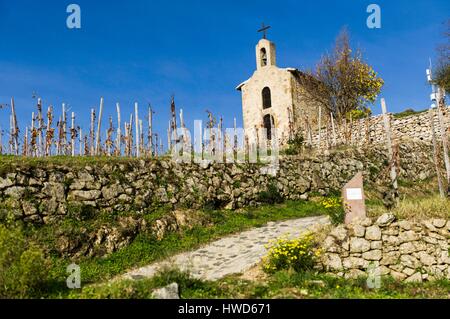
<box><xmin>255</xmin><ymin>23</ymin><xmax>277</xmax><ymax>69</ymax></box>
<box><xmin>237</xmin><ymin>23</ymin><xmax>307</xmax><ymax>145</ymax></box>
<box><xmin>256</xmin><ymin>38</ymin><xmax>277</xmax><ymax>69</ymax></box>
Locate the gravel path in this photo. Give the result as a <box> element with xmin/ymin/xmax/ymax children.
<box><xmin>121</xmin><ymin>215</ymin><xmax>330</xmax><ymax>281</ymax></box>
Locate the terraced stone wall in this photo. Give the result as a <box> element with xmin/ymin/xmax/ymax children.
<box><xmin>321</xmin><ymin>214</ymin><xmax>450</xmax><ymax>282</ymax></box>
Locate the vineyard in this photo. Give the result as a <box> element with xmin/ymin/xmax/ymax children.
<box><xmin>0</xmin><ymin>96</ymin><xmax>259</xmax><ymax>159</ymax></box>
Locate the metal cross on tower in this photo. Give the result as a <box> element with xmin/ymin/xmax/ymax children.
<box><xmin>257</xmin><ymin>23</ymin><xmax>271</xmax><ymax>39</ymax></box>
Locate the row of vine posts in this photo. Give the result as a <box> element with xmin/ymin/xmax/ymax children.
<box><xmin>0</xmin><ymin>90</ymin><xmax>448</xmax><ymax>202</ymax></box>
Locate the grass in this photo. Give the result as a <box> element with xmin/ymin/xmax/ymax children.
<box><xmin>0</xmin><ymin>155</ymin><xmax>173</xmax><ymax>177</ymax></box>
<box><xmin>0</xmin><ymin>154</ymin><xmax>131</xmax><ymax>167</ymax></box>
<box><xmin>42</xmin><ymin>199</ymin><xmax>329</xmax><ymax>298</ymax></box>
<box><xmin>393</xmin><ymin>108</ymin><xmax>427</xmax><ymax>119</ymax></box>
<box><xmin>68</xmin><ymin>268</ymin><xmax>450</xmax><ymax>299</ymax></box>
<box><xmin>41</xmin><ymin>178</ymin><xmax>447</xmax><ymax>297</ymax></box>
<box><xmin>56</xmin><ymin>187</ymin><xmax>450</xmax><ymax>299</ymax></box>
<box><xmin>2</xmin><ymin>156</ymin><xmax>448</xmax><ymax>299</ymax></box>
<box><xmin>365</xmin><ymin>177</ymin><xmax>450</xmax><ymax>220</ymax></box>
<box><xmin>368</xmin><ymin>194</ymin><xmax>450</xmax><ymax>221</ymax></box>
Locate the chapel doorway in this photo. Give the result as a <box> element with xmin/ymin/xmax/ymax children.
<box><xmin>263</xmin><ymin>114</ymin><xmax>274</xmax><ymax>140</ymax></box>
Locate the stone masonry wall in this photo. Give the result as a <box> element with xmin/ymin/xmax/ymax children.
<box><xmin>310</xmin><ymin>106</ymin><xmax>450</xmax><ymax>148</ymax></box>
<box><xmin>321</xmin><ymin>214</ymin><xmax>450</xmax><ymax>282</ymax></box>
<box><xmin>0</xmin><ymin>142</ymin><xmax>439</xmax><ymax>225</ymax></box>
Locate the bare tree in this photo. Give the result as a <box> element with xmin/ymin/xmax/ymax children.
<box><xmin>296</xmin><ymin>28</ymin><xmax>384</xmax><ymax>122</ymax></box>
<box><xmin>434</xmin><ymin>19</ymin><xmax>450</xmax><ymax>92</ymax></box>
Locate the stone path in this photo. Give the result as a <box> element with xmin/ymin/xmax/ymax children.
<box><xmin>121</xmin><ymin>215</ymin><xmax>330</xmax><ymax>282</ymax></box>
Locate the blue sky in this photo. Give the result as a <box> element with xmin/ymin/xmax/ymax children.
<box><xmin>0</xmin><ymin>0</ymin><xmax>449</xmax><ymax>144</ymax></box>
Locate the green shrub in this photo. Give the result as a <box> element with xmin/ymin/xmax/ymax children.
<box><xmin>283</xmin><ymin>133</ymin><xmax>304</xmax><ymax>155</ymax></box>
<box><xmin>263</xmin><ymin>233</ymin><xmax>321</xmax><ymax>274</ymax></box>
<box><xmin>66</xmin><ymin>203</ymin><xmax>96</xmax><ymax>221</ymax></box>
<box><xmin>393</xmin><ymin>108</ymin><xmax>426</xmax><ymax>119</ymax></box>
<box><xmin>202</xmin><ymin>198</ymin><xmax>228</xmax><ymax>211</ymax></box>
<box><xmin>321</xmin><ymin>197</ymin><xmax>345</xmax><ymax>225</ymax></box>
<box><xmin>346</xmin><ymin>108</ymin><xmax>372</xmax><ymax>120</ymax></box>
<box><xmin>70</xmin><ymin>268</ymin><xmax>224</xmax><ymax>299</ymax></box>
<box><xmin>258</xmin><ymin>183</ymin><xmax>283</xmax><ymax>204</ymax></box>
<box><xmin>0</xmin><ymin>225</ymin><xmax>49</xmax><ymax>298</ymax></box>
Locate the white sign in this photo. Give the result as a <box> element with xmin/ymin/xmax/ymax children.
<box><xmin>346</xmin><ymin>188</ymin><xmax>363</xmax><ymax>200</ymax></box>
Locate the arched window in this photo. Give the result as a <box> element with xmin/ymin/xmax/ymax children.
<box><xmin>263</xmin><ymin>114</ymin><xmax>275</xmax><ymax>140</ymax></box>
<box><xmin>262</xmin><ymin>87</ymin><xmax>272</xmax><ymax>109</ymax></box>
<box><xmin>260</xmin><ymin>48</ymin><xmax>267</xmax><ymax>67</ymax></box>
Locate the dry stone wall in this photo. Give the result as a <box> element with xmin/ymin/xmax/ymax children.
<box><xmin>0</xmin><ymin>142</ymin><xmax>438</xmax><ymax>225</ymax></box>
<box><xmin>321</xmin><ymin>214</ymin><xmax>450</xmax><ymax>282</ymax></box>
<box><xmin>310</xmin><ymin>106</ymin><xmax>450</xmax><ymax>148</ymax></box>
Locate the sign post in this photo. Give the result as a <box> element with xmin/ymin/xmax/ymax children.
<box><xmin>343</xmin><ymin>172</ymin><xmax>367</xmax><ymax>224</ymax></box>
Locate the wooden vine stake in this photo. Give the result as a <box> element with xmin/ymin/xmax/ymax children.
<box><xmin>365</xmin><ymin>113</ymin><xmax>371</xmax><ymax>146</ymax></box>
<box><xmin>9</xmin><ymin>115</ymin><xmax>13</xmax><ymax>154</ymax></box>
<box><xmin>429</xmin><ymin>107</ymin><xmax>445</xmax><ymax>198</ymax></box>
<box><xmin>167</xmin><ymin>121</ymin><xmax>171</xmax><ymax>153</ymax></box>
<box><xmin>89</xmin><ymin>108</ymin><xmax>95</xmax><ymax>156</ymax></box>
<box><xmin>381</xmin><ymin>98</ymin><xmax>399</xmax><ymax>203</ymax></box>
<box><xmin>139</xmin><ymin>119</ymin><xmax>144</xmax><ymax>157</ymax></box>
<box><xmin>56</xmin><ymin>116</ymin><xmax>62</xmax><ymax>155</ymax></box>
<box><xmin>330</xmin><ymin>113</ymin><xmax>337</xmax><ymax>146</ymax></box>
<box><xmin>179</xmin><ymin>108</ymin><xmax>185</xmax><ymax>145</ymax></box>
<box><xmin>154</xmin><ymin>133</ymin><xmax>159</xmax><ymax>157</ymax></box>
<box><xmin>37</xmin><ymin>98</ymin><xmax>44</xmax><ymax>157</ymax></box>
<box><xmin>0</xmin><ymin>124</ymin><xmax>2</xmax><ymax>155</ymax></box>
<box><xmin>95</xmin><ymin>97</ymin><xmax>104</xmax><ymax>156</ymax></box>
<box><xmin>318</xmin><ymin>105</ymin><xmax>322</xmax><ymax>150</ymax></box>
<box><xmin>10</xmin><ymin>97</ymin><xmax>19</xmax><ymax>155</ymax></box>
<box><xmin>233</xmin><ymin>117</ymin><xmax>237</xmax><ymax>159</ymax></box>
<box><xmin>170</xmin><ymin>96</ymin><xmax>178</xmax><ymax>153</ymax></box>
<box><xmin>325</xmin><ymin>120</ymin><xmax>330</xmax><ymax>150</ymax></box>
<box><xmin>124</xmin><ymin>122</ymin><xmax>129</xmax><ymax>156</ymax></box>
<box><xmin>134</xmin><ymin>102</ymin><xmax>140</xmax><ymax>157</ymax></box>
<box><xmin>106</xmin><ymin>116</ymin><xmax>114</xmax><ymax>156</ymax></box>
<box><xmin>79</xmin><ymin>128</ymin><xmax>83</xmax><ymax>156</ymax></box>
<box><xmin>207</xmin><ymin>111</ymin><xmax>215</xmax><ymax>157</ymax></box>
<box><xmin>129</xmin><ymin>114</ymin><xmax>133</xmax><ymax>157</ymax></box>
<box><xmin>148</xmin><ymin>105</ymin><xmax>153</xmax><ymax>157</ymax></box>
<box><xmin>30</xmin><ymin>112</ymin><xmax>36</xmax><ymax>157</ymax></box>
<box><xmin>437</xmin><ymin>88</ymin><xmax>450</xmax><ymax>196</ymax></box>
<box><xmin>23</xmin><ymin>126</ymin><xmax>28</xmax><ymax>156</ymax></box>
<box><xmin>116</xmin><ymin>103</ymin><xmax>121</xmax><ymax>156</ymax></box>
<box><xmin>62</xmin><ymin>103</ymin><xmax>67</xmax><ymax>155</ymax></box>
<box><xmin>45</xmin><ymin>105</ymin><xmax>54</xmax><ymax>157</ymax></box>
<box><xmin>218</xmin><ymin>116</ymin><xmax>223</xmax><ymax>159</ymax></box>
<box><xmin>71</xmin><ymin>112</ymin><xmax>76</xmax><ymax>156</ymax></box>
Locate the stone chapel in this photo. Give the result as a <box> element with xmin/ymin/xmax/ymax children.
<box><xmin>236</xmin><ymin>32</ymin><xmax>318</xmax><ymax>144</ymax></box>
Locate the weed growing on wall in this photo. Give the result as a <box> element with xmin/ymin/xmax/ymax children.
<box><xmin>258</xmin><ymin>183</ymin><xmax>283</xmax><ymax>204</ymax></box>
<box><xmin>283</xmin><ymin>133</ymin><xmax>304</xmax><ymax>155</ymax></box>
<box><xmin>321</xmin><ymin>197</ymin><xmax>345</xmax><ymax>225</ymax></box>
